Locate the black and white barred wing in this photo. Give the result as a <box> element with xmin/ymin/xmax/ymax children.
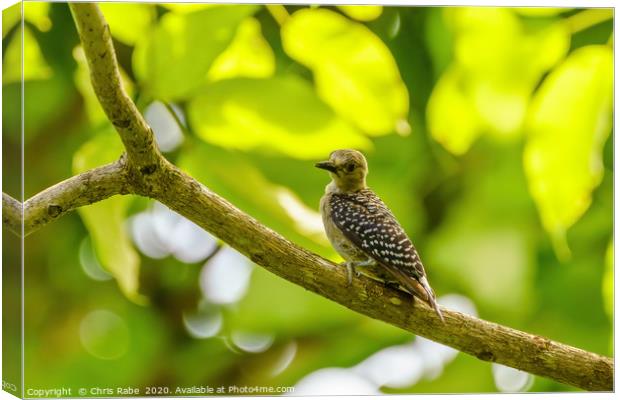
<box><xmin>329</xmin><ymin>189</ymin><xmax>425</xmax><ymax>280</ymax></box>
<box><xmin>330</xmin><ymin>189</ymin><xmax>444</xmax><ymax>320</ymax></box>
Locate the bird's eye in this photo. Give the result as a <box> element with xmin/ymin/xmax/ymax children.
<box><xmin>346</xmin><ymin>163</ymin><xmax>356</xmax><ymax>172</ymax></box>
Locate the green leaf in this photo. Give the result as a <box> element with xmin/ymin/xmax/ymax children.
<box><xmin>523</xmin><ymin>45</ymin><xmax>613</xmax><ymax>258</ymax></box>
<box><xmin>427</xmin><ymin>66</ymin><xmax>482</xmax><ymax>155</ymax></box>
<box><xmin>3</xmin><ymin>26</ymin><xmax>52</xmax><ymax>85</ymax></box>
<box><xmin>187</xmin><ymin>76</ymin><xmax>371</xmax><ymax>159</ymax></box>
<box><xmin>73</xmin><ymin>132</ymin><xmax>144</xmax><ymax>303</ymax></box>
<box><xmin>281</xmin><ymin>9</ymin><xmax>409</xmax><ymax>136</ymax></box>
<box><xmin>337</xmin><ymin>5</ymin><xmax>383</xmax><ymax>21</ymax></box>
<box><xmin>565</xmin><ymin>9</ymin><xmax>613</xmax><ymax>35</ymax></box>
<box><xmin>4</xmin><ymin>28</ymin><xmax>71</xmax><ymax>143</ymax></box>
<box><xmin>161</xmin><ymin>3</ymin><xmax>219</xmax><ymax>14</ymax></box>
<box><xmin>514</xmin><ymin>8</ymin><xmax>569</xmax><ymax>17</ymax></box>
<box><xmin>456</xmin><ymin>8</ymin><xmax>569</xmax><ymax>137</ymax></box>
<box><xmin>23</xmin><ymin>2</ymin><xmax>51</xmax><ymax>32</ymax></box>
<box><xmin>3</xmin><ymin>78</ymin><xmax>72</xmax><ymax>144</ymax></box>
<box><xmin>2</xmin><ymin>2</ymin><xmax>21</xmax><ymax>38</ymax></box>
<box><xmin>429</xmin><ymin>8</ymin><xmax>570</xmax><ymax>154</ymax></box>
<box><xmin>207</xmin><ymin>17</ymin><xmax>275</xmax><ymax>82</ymax></box>
<box><xmin>424</xmin><ymin>7</ymin><xmax>455</xmax><ymax>77</ymax></box>
<box><xmin>99</xmin><ymin>3</ymin><xmax>155</xmax><ymax>45</ymax></box>
<box><xmin>132</xmin><ymin>5</ymin><xmax>258</xmax><ymax>100</ymax></box>
<box><xmin>481</xmin><ymin>10</ymin><xmax>569</xmax><ymax>135</ymax></box>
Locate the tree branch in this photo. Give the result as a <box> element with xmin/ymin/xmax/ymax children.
<box><xmin>151</xmin><ymin>163</ymin><xmax>613</xmax><ymax>392</ymax></box>
<box><xmin>2</xmin><ymin>192</ymin><xmax>22</xmax><ymax>236</ymax></box>
<box><xmin>5</xmin><ymin>2</ymin><xmax>611</xmax><ymax>392</ymax></box>
<box><xmin>19</xmin><ymin>160</ymin><xmax>129</xmax><ymax>236</ymax></box>
<box><xmin>68</xmin><ymin>3</ymin><xmax>161</xmax><ymax>171</ymax></box>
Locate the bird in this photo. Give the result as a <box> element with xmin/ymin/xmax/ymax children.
<box><xmin>316</xmin><ymin>149</ymin><xmax>444</xmax><ymax>321</ymax></box>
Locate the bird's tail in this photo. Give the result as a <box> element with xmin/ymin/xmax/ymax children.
<box><xmin>417</xmin><ymin>276</ymin><xmax>444</xmax><ymax>322</ymax></box>
<box><xmin>382</xmin><ymin>263</ymin><xmax>445</xmax><ymax>322</ymax></box>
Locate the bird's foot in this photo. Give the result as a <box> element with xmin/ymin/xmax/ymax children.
<box><xmin>340</xmin><ymin>259</ymin><xmax>374</xmax><ymax>286</ymax></box>
<box><xmin>340</xmin><ymin>261</ymin><xmax>363</xmax><ymax>286</ymax></box>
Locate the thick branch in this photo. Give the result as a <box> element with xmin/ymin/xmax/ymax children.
<box><xmin>150</xmin><ymin>163</ymin><xmax>613</xmax><ymax>392</ymax></box>
<box><xmin>2</xmin><ymin>192</ymin><xmax>22</xmax><ymax>235</ymax></box>
<box><xmin>68</xmin><ymin>3</ymin><xmax>161</xmax><ymax>171</ymax></box>
<box><xmin>21</xmin><ymin>160</ymin><xmax>129</xmax><ymax>236</ymax></box>
<box><xmin>11</xmin><ymin>2</ymin><xmax>609</xmax><ymax>392</ymax></box>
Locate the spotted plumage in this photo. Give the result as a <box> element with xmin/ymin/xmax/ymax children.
<box><xmin>316</xmin><ymin>149</ymin><xmax>444</xmax><ymax>321</ymax></box>
<box><xmin>329</xmin><ymin>189</ymin><xmax>425</xmax><ymax>279</ymax></box>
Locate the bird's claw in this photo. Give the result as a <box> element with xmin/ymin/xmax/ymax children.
<box><xmin>341</xmin><ymin>261</ymin><xmax>361</xmax><ymax>286</ymax></box>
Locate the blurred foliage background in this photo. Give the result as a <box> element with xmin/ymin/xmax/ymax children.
<box><xmin>2</xmin><ymin>2</ymin><xmax>613</xmax><ymax>395</ymax></box>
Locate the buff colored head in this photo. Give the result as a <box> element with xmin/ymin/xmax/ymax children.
<box><xmin>315</xmin><ymin>149</ymin><xmax>368</xmax><ymax>192</ymax></box>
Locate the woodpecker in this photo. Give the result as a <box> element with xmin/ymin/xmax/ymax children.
<box><xmin>316</xmin><ymin>149</ymin><xmax>443</xmax><ymax>321</ymax></box>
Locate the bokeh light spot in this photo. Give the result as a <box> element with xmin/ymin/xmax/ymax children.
<box><xmin>182</xmin><ymin>308</ymin><xmax>223</xmax><ymax>339</ymax></box>
<box><xmin>78</xmin><ymin>237</ymin><xmax>113</xmax><ymax>281</ymax></box>
<box><xmin>293</xmin><ymin>368</ymin><xmax>380</xmax><ymax>395</ymax></box>
<box><xmin>79</xmin><ymin>310</ymin><xmax>129</xmax><ymax>360</ymax></box>
<box><xmin>231</xmin><ymin>331</ymin><xmax>274</xmax><ymax>353</ymax></box>
<box><xmin>144</xmin><ymin>101</ymin><xmax>185</xmax><ymax>152</ymax></box>
<box><xmin>492</xmin><ymin>363</ymin><xmax>534</xmax><ymax>392</ymax></box>
<box><xmin>200</xmin><ymin>248</ymin><xmax>253</xmax><ymax>304</ymax></box>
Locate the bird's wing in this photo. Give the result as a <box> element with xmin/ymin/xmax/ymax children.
<box><xmin>330</xmin><ymin>189</ymin><xmax>444</xmax><ymax>320</ymax></box>
<box><xmin>329</xmin><ymin>189</ymin><xmax>425</xmax><ymax>280</ymax></box>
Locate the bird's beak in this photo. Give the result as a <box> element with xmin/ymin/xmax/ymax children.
<box><xmin>315</xmin><ymin>161</ymin><xmax>337</xmax><ymax>173</ymax></box>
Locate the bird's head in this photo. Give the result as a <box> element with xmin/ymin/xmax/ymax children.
<box><xmin>315</xmin><ymin>149</ymin><xmax>368</xmax><ymax>192</ymax></box>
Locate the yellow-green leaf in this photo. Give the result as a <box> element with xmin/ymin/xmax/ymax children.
<box><xmin>523</xmin><ymin>45</ymin><xmax>613</xmax><ymax>257</ymax></box>
<box><xmin>24</xmin><ymin>2</ymin><xmax>51</xmax><ymax>32</ymax></box>
<box><xmin>73</xmin><ymin>132</ymin><xmax>144</xmax><ymax>303</ymax></box>
<box><xmin>99</xmin><ymin>3</ymin><xmax>155</xmax><ymax>45</ymax></box>
<box><xmin>3</xmin><ymin>2</ymin><xmax>21</xmax><ymax>38</ymax></box>
<box><xmin>161</xmin><ymin>3</ymin><xmax>219</xmax><ymax>14</ymax></box>
<box><xmin>187</xmin><ymin>76</ymin><xmax>371</xmax><ymax>159</ymax></box>
<box><xmin>133</xmin><ymin>5</ymin><xmax>258</xmax><ymax>100</ymax></box>
<box><xmin>208</xmin><ymin>18</ymin><xmax>275</xmax><ymax>82</ymax></box>
<box><xmin>337</xmin><ymin>5</ymin><xmax>383</xmax><ymax>21</ymax></box>
<box><xmin>427</xmin><ymin>66</ymin><xmax>482</xmax><ymax>155</ymax></box>
<box><xmin>432</xmin><ymin>7</ymin><xmax>570</xmax><ymax>151</ymax></box>
<box><xmin>3</xmin><ymin>25</ymin><xmax>52</xmax><ymax>85</ymax></box>
<box><xmin>281</xmin><ymin>9</ymin><xmax>409</xmax><ymax>135</ymax></box>
<box><xmin>565</xmin><ymin>9</ymin><xmax>613</xmax><ymax>34</ymax></box>
<box><xmin>514</xmin><ymin>8</ymin><xmax>569</xmax><ymax>17</ymax></box>
<box><xmin>457</xmin><ymin>8</ymin><xmax>570</xmax><ymax>136</ymax></box>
